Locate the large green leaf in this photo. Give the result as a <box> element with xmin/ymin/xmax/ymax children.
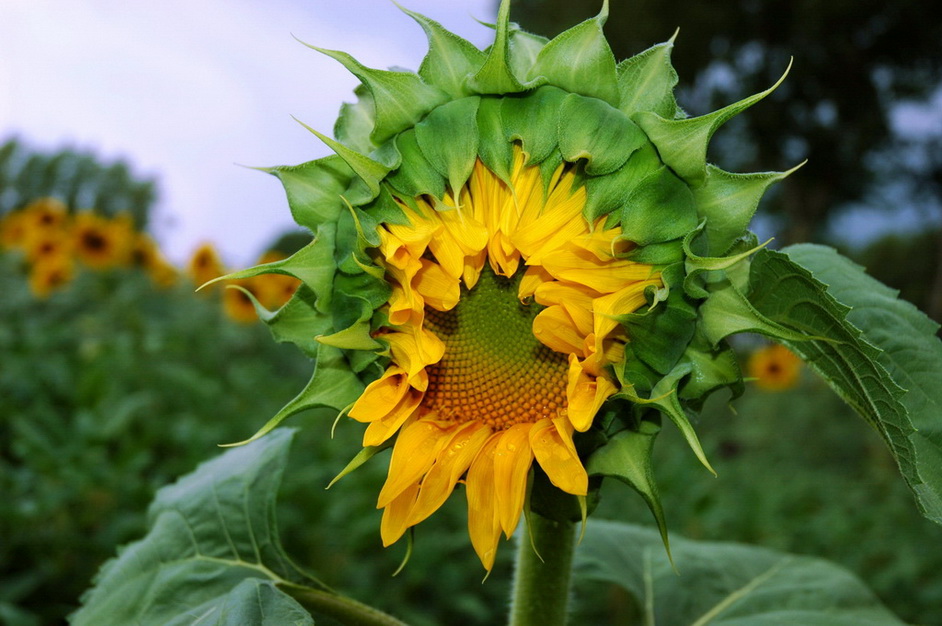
<box><xmin>72</xmin><ymin>430</ymin><xmax>320</xmax><ymax>625</ymax></box>
<box><xmin>741</xmin><ymin>250</ymin><xmax>918</xmax><ymax>510</ymax></box>
<box><xmin>575</xmin><ymin>521</ymin><xmax>904</xmax><ymax>625</ymax></box>
<box><xmin>783</xmin><ymin>244</ymin><xmax>942</xmax><ymax>522</ymax></box>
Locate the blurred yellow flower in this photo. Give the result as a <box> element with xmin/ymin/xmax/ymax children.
<box><xmin>72</xmin><ymin>211</ymin><xmax>133</xmax><ymax>269</ymax></box>
<box><xmin>747</xmin><ymin>343</ymin><xmax>802</xmax><ymax>391</ymax></box>
<box><xmin>251</xmin><ymin>250</ymin><xmax>300</xmax><ymax>310</ymax></box>
<box><xmin>28</xmin><ymin>253</ymin><xmax>76</xmax><ymax>298</ymax></box>
<box><xmin>222</xmin><ymin>279</ymin><xmax>260</xmax><ymax>324</ymax></box>
<box><xmin>187</xmin><ymin>242</ymin><xmax>225</xmax><ymax>288</ymax></box>
<box><xmin>21</xmin><ymin>197</ymin><xmax>70</xmax><ymax>232</ymax></box>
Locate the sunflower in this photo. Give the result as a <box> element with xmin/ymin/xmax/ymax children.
<box><xmin>21</xmin><ymin>197</ymin><xmax>70</xmax><ymax>232</ymax></box>
<box><xmin>24</xmin><ymin>223</ymin><xmax>73</xmax><ymax>265</ymax></box>
<box><xmin>747</xmin><ymin>343</ymin><xmax>802</xmax><ymax>391</ymax></box>
<box><xmin>187</xmin><ymin>242</ymin><xmax>226</xmax><ymax>288</ymax></box>
<box><xmin>233</xmin><ymin>0</ymin><xmax>795</xmax><ymax>571</ymax></box>
<box><xmin>28</xmin><ymin>253</ymin><xmax>76</xmax><ymax>298</ymax></box>
<box><xmin>348</xmin><ymin>148</ymin><xmax>661</xmax><ymax>568</ymax></box>
<box><xmin>72</xmin><ymin>211</ymin><xmax>133</xmax><ymax>269</ymax></box>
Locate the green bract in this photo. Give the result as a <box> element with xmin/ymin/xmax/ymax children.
<box><xmin>219</xmin><ymin>0</ymin><xmax>942</xmax><ymax>546</ymax></box>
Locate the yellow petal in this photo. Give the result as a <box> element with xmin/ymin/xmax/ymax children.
<box><xmin>492</xmin><ymin>423</ymin><xmax>534</xmax><ymax>538</ymax></box>
<box><xmin>407</xmin><ymin>421</ymin><xmax>491</xmax><ymax>527</ymax></box>
<box><xmin>530</xmin><ymin>418</ymin><xmax>588</xmax><ymax>495</ymax></box>
<box><xmin>566</xmin><ymin>355</ymin><xmax>617</xmax><ymax>431</ymax></box>
<box><xmin>518</xmin><ymin>265</ymin><xmax>553</xmax><ymax>302</ymax></box>
<box><xmin>592</xmin><ymin>279</ymin><xmax>661</xmax><ymax>342</ymax></box>
<box><xmin>465</xmin><ymin>434</ymin><xmax>502</xmax><ymax>571</ymax></box>
<box><xmin>362</xmin><ymin>387</ymin><xmax>424</xmax><ymax>447</ymax></box>
<box><xmin>533</xmin><ymin>279</ymin><xmax>599</xmax><ymax>309</ymax></box>
<box><xmin>384</xmin><ymin>325</ymin><xmax>445</xmax><ymax>385</ymax></box>
<box><xmin>380</xmin><ymin>481</ymin><xmax>420</xmax><ymax>546</ymax></box>
<box><xmin>348</xmin><ymin>367</ymin><xmax>409</xmax><ymax>423</ymax></box>
<box><xmin>414</xmin><ymin>259</ymin><xmax>460</xmax><ymax>311</ymax></box>
<box><xmin>541</xmin><ymin>246</ymin><xmax>656</xmax><ymax>293</ymax></box>
<box><xmin>532</xmin><ymin>305</ymin><xmax>585</xmax><ymax>355</ymax></box>
<box><xmin>377</xmin><ymin>418</ymin><xmax>453</xmax><ymax>508</ymax></box>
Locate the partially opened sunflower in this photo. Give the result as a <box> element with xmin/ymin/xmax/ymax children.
<box><xmin>231</xmin><ymin>0</ymin><xmax>796</xmax><ymax>570</ymax></box>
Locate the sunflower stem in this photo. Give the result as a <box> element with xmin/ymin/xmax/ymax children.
<box><xmin>282</xmin><ymin>585</ymin><xmax>409</xmax><ymax>626</ymax></box>
<box><xmin>509</xmin><ymin>513</ymin><xmax>576</xmax><ymax>626</ymax></box>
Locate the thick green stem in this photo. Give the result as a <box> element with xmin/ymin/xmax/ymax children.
<box><xmin>509</xmin><ymin>513</ymin><xmax>576</xmax><ymax>626</ymax></box>
<box><xmin>282</xmin><ymin>585</ymin><xmax>409</xmax><ymax>626</ymax></box>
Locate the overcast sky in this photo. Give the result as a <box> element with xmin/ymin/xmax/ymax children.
<box><xmin>0</xmin><ymin>0</ymin><xmax>495</xmax><ymax>267</ymax></box>
<box><xmin>3</xmin><ymin>1</ymin><xmax>941</xmax><ymax>267</ymax></box>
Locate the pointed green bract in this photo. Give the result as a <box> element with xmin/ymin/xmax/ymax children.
<box><xmin>633</xmin><ymin>61</ymin><xmax>792</xmax><ymax>185</ymax></box>
<box><xmin>468</xmin><ymin>0</ymin><xmax>529</xmax><ymax>94</ymax></box>
<box><xmin>304</xmin><ymin>45</ymin><xmax>449</xmax><ymax>144</ymax></box>
<box><xmin>261</xmin><ymin>156</ymin><xmax>351</xmax><ymax>230</ymax></box>
<box><xmin>297</xmin><ymin>120</ymin><xmax>390</xmax><ymax>200</ymax></box>
<box><xmin>617</xmin><ymin>36</ymin><xmax>679</xmax><ymax>118</ymax></box>
<box><xmin>399</xmin><ymin>3</ymin><xmax>486</xmax><ymax>98</ymax></box>
<box><xmin>587</xmin><ymin>420</ymin><xmax>672</xmax><ymax>563</ymax></box>
<box><xmin>527</xmin><ymin>1</ymin><xmax>618</xmax><ymax>106</ymax></box>
<box><xmin>507</xmin><ymin>26</ymin><xmax>548</xmax><ymax>80</ymax></box>
<box><xmin>386</xmin><ymin>129</ymin><xmax>446</xmax><ymax>199</ymax></box>
<box><xmin>583</xmin><ymin>142</ymin><xmax>662</xmax><ymax>221</ymax></box>
<box><xmin>415</xmin><ymin>96</ymin><xmax>481</xmax><ymax>194</ymax></box>
<box><xmin>620</xmin><ymin>165</ymin><xmax>698</xmax><ymax>245</ymax></box>
<box><xmin>334</xmin><ymin>84</ymin><xmax>376</xmax><ymax>153</ymax></box>
<box><xmin>693</xmin><ymin>163</ymin><xmax>801</xmax><ymax>255</ymax></box>
<box><xmin>476</xmin><ymin>96</ymin><xmax>514</xmax><ymax>183</ymax></box>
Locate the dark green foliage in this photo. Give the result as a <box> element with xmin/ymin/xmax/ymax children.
<box><xmin>579</xmin><ymin>376</ymin><xmax>942</xmax><ymax>625</ymax></box>
<box><xmin>0</xmin><ymin>138</ymin><xmax>156</xmax><ymax>227</ymax></box>
<box><xmin>0</xmin><ymin>256</ymin><xmax>310</xmax><ymax>624</ymax></box>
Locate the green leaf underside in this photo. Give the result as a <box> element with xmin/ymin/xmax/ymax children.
<box><xmin>575</xmin><ymin>521</ymin><xmax>904</xmax><ymax>625</ymax></box>
<box><xmin>713</xmin><ymin>248</ymin><xmax>925</xmax><ymax>521</ymax></box>
<box><xmin>73</xmin><ymin>430</ymin><xmax>321</xmax><ymax>625</ymax></box>
<box><xmin>783</xmin><ymin>244</ymin><xmax>942</xmax><ymax>522</ymax></box>
<box><xmin>558</xmin><ymin>93</ymin><xmax>646</xmax><ymax>176</ymax></box>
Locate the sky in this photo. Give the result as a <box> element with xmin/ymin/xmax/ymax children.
<box><xmin>0</xmin><ymin>0</ymin><xmax>496</xmax><ymax>267</ymax></box>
